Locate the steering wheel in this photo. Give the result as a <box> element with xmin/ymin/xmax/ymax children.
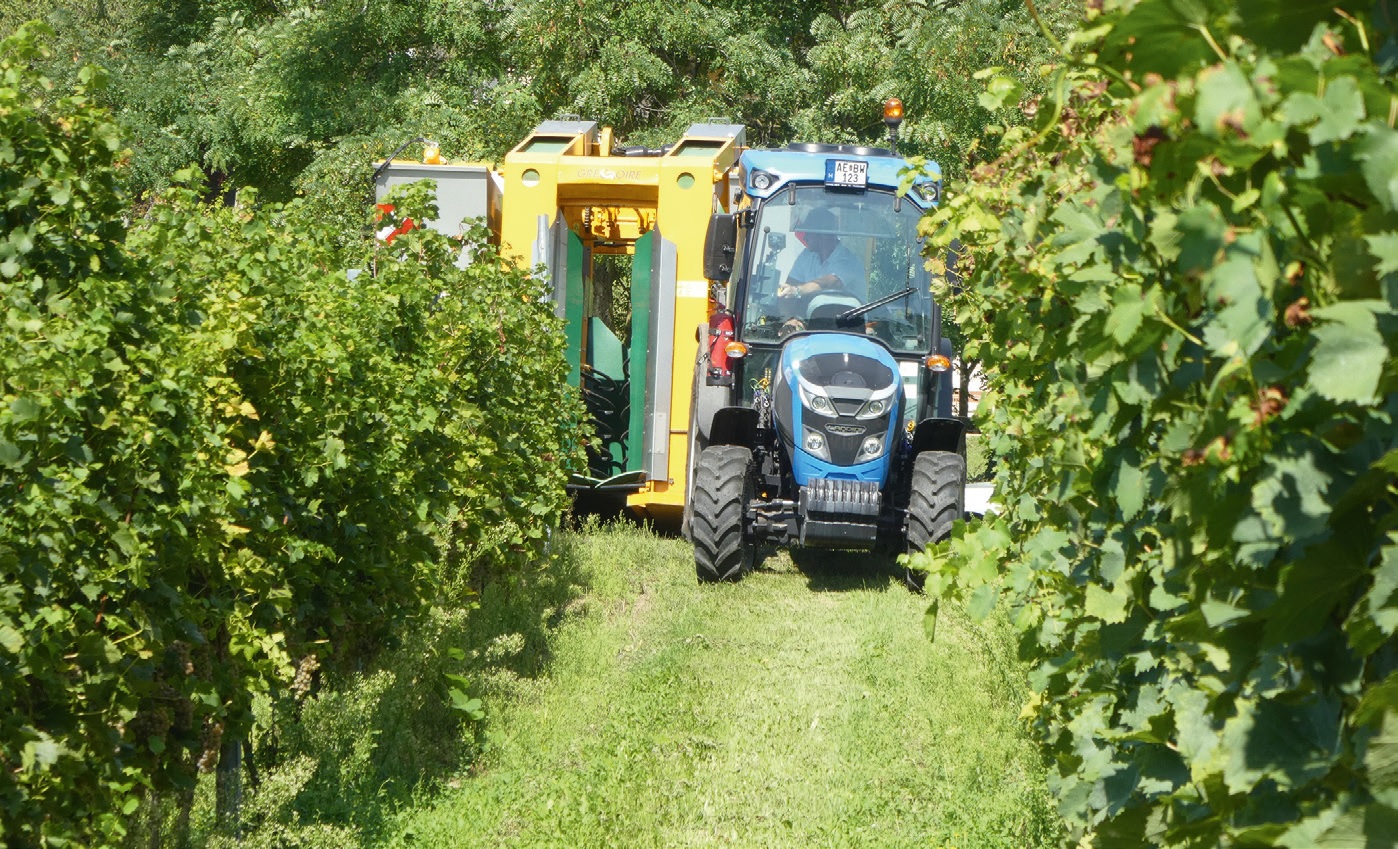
<box><xmin>806</xmin><ymin>292</ymin><xmax>864</xmax><ymax>320</ymax></box>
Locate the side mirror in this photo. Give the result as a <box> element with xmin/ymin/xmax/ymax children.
<box><xmin>703</xmin><ymin>213</ymin><xmax>739</xmax><ymax>282</ymax></box>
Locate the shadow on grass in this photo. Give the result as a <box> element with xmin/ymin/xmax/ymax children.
<box><xmin>568</xmin><ymin>488</ymin><xmax>633</xmax><ymax>529</ymax></box>
<box><xmin>460</xmin><ymin>530</ymin><xmax>595</xmax><ymax>684</ymax></box>
<box><xmin>177</xmin><ymin>535</ymin><xmax>598</xmax><ymax>849</ymax></box>
<box><xmin>783</xmin><ymin>548</ymin><xmax>906</xmax><ymax>593</ymax></box>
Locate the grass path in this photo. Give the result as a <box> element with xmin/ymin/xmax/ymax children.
<box><xmin>389</xmin><ymin>523</ymin><xmax>1058</xmax><ymax>848</ymax></box>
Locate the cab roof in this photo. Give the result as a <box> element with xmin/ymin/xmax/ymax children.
<box><xmin>740</xmin><ymin>145</ymin><xmax>941</xmax><ymax>208</ymax></box>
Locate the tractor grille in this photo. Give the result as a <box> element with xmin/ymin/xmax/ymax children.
<box><xmin>825</xmin><ymin>430</ymin><xmax>869</xmax><ymax>464</ymax></box>
<box><xmin>800</xmin><ymin>479</ymin><xmax>881</xmax><ymax>519</ymax></box>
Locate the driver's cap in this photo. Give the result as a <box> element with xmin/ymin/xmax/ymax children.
<box><xmin>800</xmin><ymin>208</ymin><xmax>837</xmax><ymax>234</ymax></box>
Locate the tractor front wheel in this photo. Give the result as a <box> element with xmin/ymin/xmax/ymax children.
<box><xmin>692</xmin><ymin>446</ymin><xmax>755</xmax><ymax>583</ymax></box>
<box><xmin>904</xmin><ymin>450</ymin><xmax>966</xmax><ymax>590</ymax></box>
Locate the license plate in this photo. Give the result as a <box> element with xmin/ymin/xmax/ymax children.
<box><xmin>825</xmin><ymin>159</ymin><xmax>868</xmax><ymax>188</ymax></box>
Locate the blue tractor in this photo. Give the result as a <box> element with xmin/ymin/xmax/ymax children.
<box><xmin>685</xmin><ymin>107</ymin><xmax>967</xmax><ymax>583</ymax></box>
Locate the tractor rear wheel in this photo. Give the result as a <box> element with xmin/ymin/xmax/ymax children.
<box><xmin>904</xmin><ymin>450</ymin><xmax>966</xmax><ymax>590</ymax></box>
<box><xmin>692</xmin><ymin>445</ymin><xmax>755</xmax><ymax>583</ymax></box>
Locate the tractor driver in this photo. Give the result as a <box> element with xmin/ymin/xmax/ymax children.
<box><xmin>776</xmin><ymin>208</ymin><xmax>866</xmax><ymax>301</ymax></box>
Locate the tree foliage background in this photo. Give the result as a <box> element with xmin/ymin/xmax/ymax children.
<box><xmin>2</xmin><ymin>0</ymin><xmax>1076</xmax><ymax>223</ymax></box>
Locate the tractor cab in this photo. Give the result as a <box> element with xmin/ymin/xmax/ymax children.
<box><xmin>687</xmin><ymin>132</ymin><xmax>966</xmax><ymax>583</ymax></box>
<box><xmin>737</xmin><ymin>181</ymin><xmax>938</xmax><ymax>355</ymax></box>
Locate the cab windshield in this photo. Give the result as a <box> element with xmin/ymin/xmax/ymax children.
<box><xmin>740</xmin><ymin>185</ymin><xmax>936</xmax><ymax>353</ymax></box>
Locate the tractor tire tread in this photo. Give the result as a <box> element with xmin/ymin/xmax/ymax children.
<box><xmin>692</xmin><ymin>446</ymin><xmax>753</xmax><ymax>583</ymax></box>
<box><xmin>906</xmin><ymin>450</ymin><xmax>966</xmax><ymax>553</ymax></box>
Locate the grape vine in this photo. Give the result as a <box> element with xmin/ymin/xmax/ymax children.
<box><xmin>0</xmin><ymin>23</ymin><xmax>585</xmax><ymax>846</ymax></box>
<box><xmin>911</xmin><ymin>2</ymin><xmax>1398</xmax><ymax>845</ymax></box>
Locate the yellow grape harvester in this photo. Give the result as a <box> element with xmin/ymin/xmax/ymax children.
<box><xmin>374</xmin><ymin>120</ymin><xmax>747</xmax><ymax>529</ymax></box>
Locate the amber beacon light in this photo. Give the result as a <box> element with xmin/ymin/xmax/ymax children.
<box><xmin>883</xmin><ymin>98</ymin><xmax>904</xmax><ymax>127</ymax></box>
<box><xmin>883</xmin><ymin>97</ymin><xmax>904</xmax><ymax>154</ymax></box>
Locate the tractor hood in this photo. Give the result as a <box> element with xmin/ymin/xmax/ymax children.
<box><xmin>772</xmin><ymin>333</ymin><xmax>904</xmax><ymax>487</ymax></box>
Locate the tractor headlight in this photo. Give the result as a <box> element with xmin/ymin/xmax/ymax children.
<box><xmin>799</xmin><ymin>381</ymin><xmax>837</xmax><ymax>417</ymax></box>
<box><xmin>803</xmin><ymin>428</ymin><xmax>831</xmax><ymax>460</ymax></box>
<box><xmin>855</xmin><ymin>385</ymin><xmax>897</xmax><ymax>420</ymax></box>
<box><xmin>856</xmin><ymin>398</ymin><xmax>888</xmax><ymax>419</ymax></box>
<box><xmin>858</xmin><ymin>435</ymin><xmax>886</xmax><ymax>460</ymax></box>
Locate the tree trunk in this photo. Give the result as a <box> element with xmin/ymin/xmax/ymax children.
<box><xmin>215</xmin><ymin>739</ymin><xmax>242</xmax><ymax>838</ymax></box>
<box><xmin>956</xmin><ymin>358</ymin><xmax>979</xmax><ymax>421</ymax></box>
<box><xmin>143</xmin><ymin>792</ymin><xmax>162</xmax><ymax>849</ymax></box>
<box><xmin>174</xmin><ymin>787</ymin><xmax>194</xmax><ymax>849</ymax></box>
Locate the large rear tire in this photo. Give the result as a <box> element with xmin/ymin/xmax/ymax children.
<box><xmin>904</xmin><ymin>450</ymin><xmax>966</xmax><ymax>590</ymax></box>
<box><xmin>692</xmin><ymin>446</ymin><xmax>755</xmax><ymax>583</ymax></box>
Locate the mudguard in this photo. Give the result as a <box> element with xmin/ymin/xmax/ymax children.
<box><xmin>911</xmin><ymin>417</ymin><xmax>966</xmax><ymax>456</ymax></box>
<box><xmin>710</xmin><ymin>406</ymin><xmax>760</xmax><ymax>449</ymax></box>
<box><xmin>690</xmin><ymin>324</ymin><xmax>729</xmax><ymax>443</ymax></box>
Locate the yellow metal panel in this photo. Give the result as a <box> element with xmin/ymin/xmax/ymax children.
<box><xmin>560</xmin><ymin>163</ymin><xmax>662</xmax><ymax>186</ymax></box>
<box><xmin>495</xmin><ymin>118</ymin><xmax>745</xmax><ymax>530</ymax></box>
<box><xmin>646</xmin><ymin>131</ymin><xmax>741</xmax><ymax>508</ymax></box>
<box><xmin>498</xmin><ymin>161</ymin><xmax>562</xmax><ymax>267</ymax></box>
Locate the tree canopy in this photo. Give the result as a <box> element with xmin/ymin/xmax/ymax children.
<box><xmin>5</xmin><ymin>0</ymin><xmax>1076</xmax><ymax>220</ymax></box>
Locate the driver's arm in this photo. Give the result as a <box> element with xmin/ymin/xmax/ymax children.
<box><xmin>825</xmin><ymin>247</ymin><xmax>865</xmax><ymax>297</ymax></box>
<box><xmin>780</xmin><ymin>252</ymin><xmax>844</xmax><ymax>297</ymax></box>
<box><xmin>780</xmin><ymin>274</ymin><xmax>841</xmax><ymax>297</ymax></box>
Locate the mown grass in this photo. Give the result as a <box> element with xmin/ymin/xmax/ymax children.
<box><xmin>386</xmin><ymin>522</ymin><xmax>1059</xmax><ymax>849</ymax></box>
<box><xmin>167</xmin><ymin>520</ymin><xmax>1057</xmax><ymax>848</ymax></box>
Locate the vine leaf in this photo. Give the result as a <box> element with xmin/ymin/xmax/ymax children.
<box><xmin>1205</xmin><ymin>256</ymin><xmax>1272</xmax><ymax>356</ymax></box>
<box><xmin>977</xmin><ymin>74</ymin><xmax>1023</xmax><ymax>112</ymax></box>
<box><xmin>1194</xmin><ymin>62</ymin><xmax>1258</xmax><ymax>137</ymax></box>
<box><xmin>1100</xmin><ymin>0</ymin><xmax>1228</xmax><ymax>77</ymax></box>
<box><xmin>1357</xmin><ymin>127</ymin><xmax>1398</xmax><ymax>212</ymax></box>
<box><xmin>1175</xmin><ymin>204</ymin><xmax>1226</xmax><ymax>275</ymax></box>
<box><xmin>1106</xmin><ymin>283</ymin><xmax>1147</xmax><ymax>343</ymax></box>
<box><xmin>1086</xmin><ymin>582</ymin><xmax>1130</xmax><ymax>624</ymax></box>
<box><xmin>1290</xmin><ymin>76</ymin><xmax>1367</xmax><ymax>144</ymax></box>
<box><xmin>1307</xmin><ymin>301</ymin><xmax>1390</xmax><ymax>404</ymax></box>
<box><xmin>1113</xmin><ymin>459</ymin><xmax>1147</xmax><ymax>520</ymax></box>
<box><xmin>1366</xmin><ymin>232</ymin><xmax>1398</xmax><ymax>276</ymax></box>
<box><xmin>1303</xmin><ymin>801</ymin><xmax>1398</xmax><ymax>847</ymax></box>
<box><xmin>1368</xmin><ymin>710</ymin><xmax>1398</xmax><ymax>808</ymax></box>
<box><xmin>1353</xmin><ymin>540</ymin><xmax>1398</xmax><ymax>644</ymax></box>
<box><xmin>1231</xmin><ymin>0</ymin><xmax>1340</xmax><ymax>54</ymax></box>
<box><xmin>923</xmin><ymin>600</ymin><xmax>939</xmax><ymax>643</ymax></box>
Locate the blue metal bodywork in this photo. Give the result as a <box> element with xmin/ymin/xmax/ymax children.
<box><xmin>739</xmin><ymin>146</ymin><xmax>937</xmax><ymax>496</ymax></box>
<box><xmin>777</xmin><ymin>334</ymin><xmax>904</xmax><ymax>488</ymax></box>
